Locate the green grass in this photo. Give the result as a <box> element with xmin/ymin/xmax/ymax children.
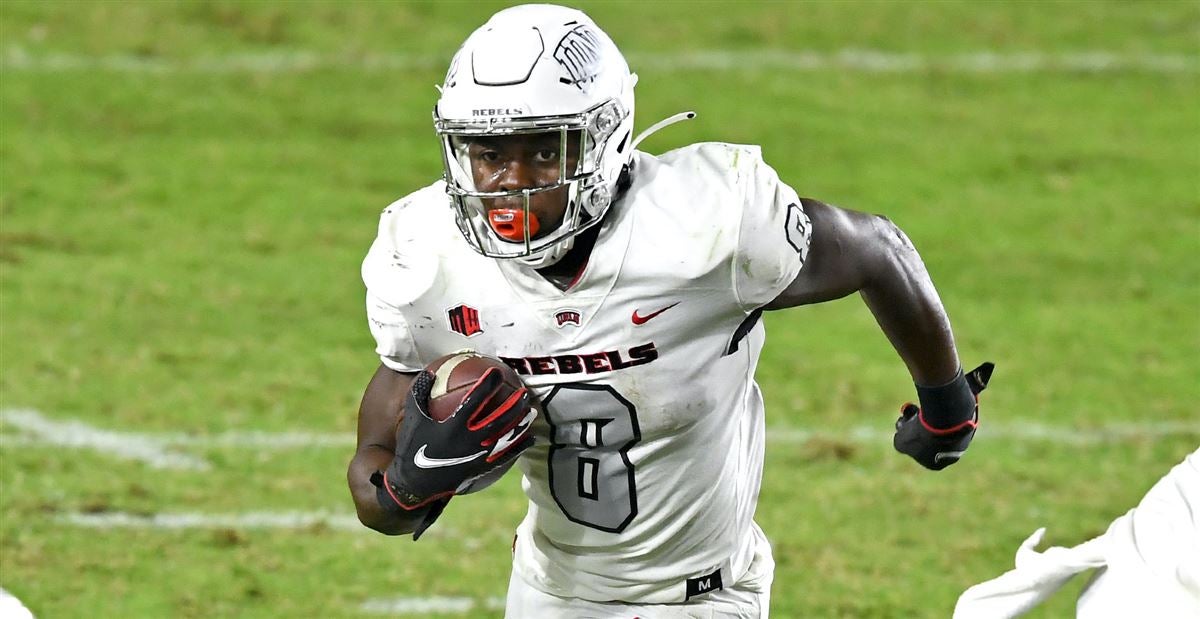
<box><xmin>2</xmin><ymin>1</ymin><xmax>1198</xmax><ymax>617</ymax></box>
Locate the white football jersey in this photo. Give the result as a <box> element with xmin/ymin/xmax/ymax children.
<box><xmin>362</xmin><ymin>143</ymin><xmax>811</xmax><ymax>604</ymax></box>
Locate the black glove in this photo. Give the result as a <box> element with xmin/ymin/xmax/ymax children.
<box><xmin>894</xmin><ymin>362</ymin><xmax>994</xmax><ymax>471</ymax></box>
<box><xmin>375</xmin><ymin>368</ymin><xmax>536</xmax><ymax>539</ymax></box>
<box><xmin>369</xmin><ymin>473</ymin><xmax>449</xmax><ymax>541</ymax></box>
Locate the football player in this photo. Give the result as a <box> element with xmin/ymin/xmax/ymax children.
<box><xmin>954</xmin><ymin>448</ymin><xmax>1199</xmax><ymax>617</ymax></box>
<box><xmin>347</xmin><ymin>5</ymin><xmax>993</xmax><ymax>616</ymax></box>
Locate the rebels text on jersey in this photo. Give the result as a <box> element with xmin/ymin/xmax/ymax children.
<box><xmin>362</xmin><ymin>143</ymin><xmax>811</xmax><ymax>603</ymax></box>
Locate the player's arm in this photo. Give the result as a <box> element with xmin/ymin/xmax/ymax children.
<box><xmin>765</xmin><ymin>198</ymin><xmax>958</xmax><ymax>384</ymax></box>
<box><xmin>767</xmin><ymin>198</ymin><xmax>993</xmax><ymax>470</ymax></box>
<box><xmin>348</xmin><ymin>359</ymin><xmax>537</xmax><ymax>539</ymax></box>
<box><xmin>347</xmin><ymin>364</ymin><xmax>425</xmax><ymax>535</ymax></box>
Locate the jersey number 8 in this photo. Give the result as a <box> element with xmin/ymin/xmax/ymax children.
<box><xmin>543</xmin><ymin>383</ymin><xmax>640</xmax><ymax>533</ymax></box>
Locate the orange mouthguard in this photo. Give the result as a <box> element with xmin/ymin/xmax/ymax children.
<box><xmin>488</xmin><ymin>209</ymin><xmax>540</xmax><ymax>242</ymax></box>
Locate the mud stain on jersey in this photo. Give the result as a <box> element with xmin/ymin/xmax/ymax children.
<box><xmin>739</xmin><ymin>256</ymin><xmax>754</xmax><ymax>279</ymax></box>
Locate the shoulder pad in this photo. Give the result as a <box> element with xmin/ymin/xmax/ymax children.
<box><xmin>653</xmin><ymin>142</ymin><xmax>761</xmax><ymax>170</ymax></box>
<box><xmin>362</xmin><ymin>182</ymin><xmax>446</xmax><ymax>307</ymax></box>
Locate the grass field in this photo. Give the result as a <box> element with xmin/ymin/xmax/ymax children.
<box><xmin>1</xmin><ymin>1</ymin><xmax>1198</xmax><ymax>617</ymax></box>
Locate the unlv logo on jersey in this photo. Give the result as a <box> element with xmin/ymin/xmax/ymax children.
<box><xmin>447</xmin><ymin>304</ymin><xmax>482</xmax><ymax>337</ymax></box>
<box><xmin>555</xmin><ymin>309</ymin><xmax>581</xmax><ymax>327</ymax></box>
<box><xmin>554</xmin><ymin>25</ymin><xmax>602</xmax><ymax>92</ymax></box>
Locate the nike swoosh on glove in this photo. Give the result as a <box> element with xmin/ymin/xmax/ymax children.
<box><xmin>377</xmin><ymin>368</ymin><xmax>537</xmax><ymax>539</ymax></box>
<box><xmin>894</xmin><ymin>362</ymin><xmax>994</xmax><ymax>470</ymax></box>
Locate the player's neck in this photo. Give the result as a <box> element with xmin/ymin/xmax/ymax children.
<box><xmin>531</xmin><ymin>169</ymin><xmax>630</xmax><ymax>291</ymax></box>
<box><xmin>535</xmin><ymin>224</ymin><xmax>600</xmax><ymax>292</ymax></box>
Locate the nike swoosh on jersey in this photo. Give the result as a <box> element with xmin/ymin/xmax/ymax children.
<box><xmin>631</xmin><ymin>302</ymin><xmax>679</xmax><ymax>325</ymax></box>
<box><xmin>490</xmin><ymin>407</ymin><xmax>537</xmax><ymax>459</ymax></box>
<box><xmin>414</xmin><ymin>444</ymin><xmax>487</xmax><ymax>469</ymax></box>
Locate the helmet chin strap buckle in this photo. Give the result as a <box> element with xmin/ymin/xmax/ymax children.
<box><xmin>488</xmin><ymin>208</ymin><xmax>541</xmax><ymax>243</ymax></box>
<box><xmin>587</xmin><ymin>185</ymin><xmax>611</xmax><ymax>211</ymax></box>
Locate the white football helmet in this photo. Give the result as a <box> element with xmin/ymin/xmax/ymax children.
<box><xmin>434</xmin><ymin>4</ymin><xmax>637</xmax><ymax>268</ymax></box>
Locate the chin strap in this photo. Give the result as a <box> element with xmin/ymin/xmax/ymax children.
<box><xmin>631</xmin><ymin>111</ymin><xmax>696</xmax><ymax>152</ymax></box>
<box><xmin>516</xmin><ymin>235</ymin><xmax>573</xmax><ymax>269</ymax></box>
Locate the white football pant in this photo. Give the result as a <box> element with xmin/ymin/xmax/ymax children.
<box><xmin>505</xmin><ymin>525</ymin><xmax>774</xmax><ymax>618</ymax></box>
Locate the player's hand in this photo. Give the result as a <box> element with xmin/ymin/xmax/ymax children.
<box><xmin>376</xmin><ymin>368</ymin><xmax>536</xmax><ymax>538</ymax></box>
<box><xmin>893</xmin><ymin>362</ymin><xmax>994</xmax><ymax>470</ymax></box>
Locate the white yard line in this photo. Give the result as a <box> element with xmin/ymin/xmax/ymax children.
<box><xmin>54</xmin><ymin>509</ymin><xmax>472</xmax><ymax>543</ymax></box>
<box><xmin>360</xmin><ymin>596</ymin><xmax>505</xmax><ymax>615</ymax></box>
<box><xmin>0</xmin><ymin>409</ymin><xmax>348</xmax><ymax>452</ymax></box>
<box><xmin>768</xmin><ymin>420</ymin><xmax>1200</xmax><ymax>446</ymax></box>
<box><xmin>57</xmin><ymin>510</ymin><xmax>366</xmax><ymax>532</ymax></box>
<box><xmin>158</xmin><ymin>430</ymin><xmax>350</xmax><ymax>448</ymax></box>
<box><xmin>634</xmin><ymin>49</ymin><xmax>1200</xmax><ymax>74</ymax></box>
<box><xmin>2</xmin><ymin>49</ymin><xmax>1195</xmax><ymax>74</ymax></box>
<box><xmin>3</xmin><ymin>408</ymin><xmax>1196</xmax><ymax>468</ymax></box>
<box><xmin>12</xmin><ymin>402</ymin><xmax>1192</xmax><ymax>618</ymax></box>
<box><xmin>0</xmin><ymin>408</ymin><xmax>210</xmax><ymax>471</ymax></box>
